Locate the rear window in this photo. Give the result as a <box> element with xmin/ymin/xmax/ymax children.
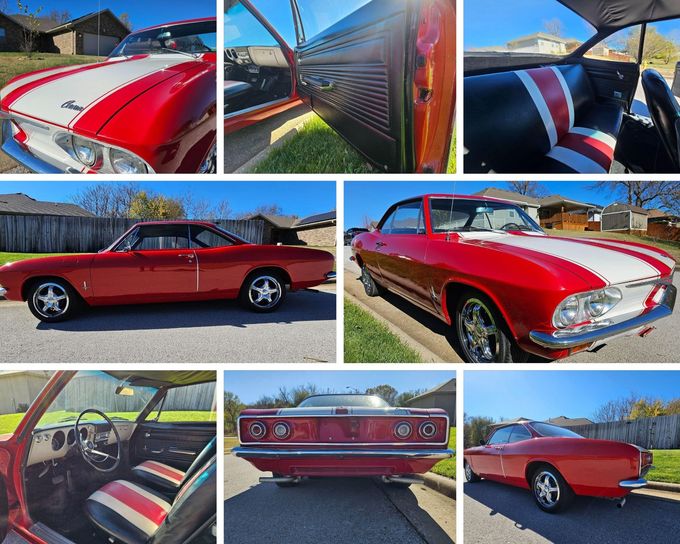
<box><xmin>531</xmin><ymin>422</ymin><xmax>583</xmax><ymax>438</ymax></box>
<box><xmin>464</xmin><ymin>0</ymin><xmax>596</xmax><ymax>71</ymax></box>
<box><xmin>298</xmin><ymin>395</ymin><xmax>389</xmax><ymax>408</ymax></box>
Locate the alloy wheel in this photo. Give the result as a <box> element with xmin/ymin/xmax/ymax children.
<box><xmin>461</xmin><ymin>298</ymin><xmax>499</xmax><ymax>363</ymax></box>
<box><xmin>33</xmin><ymin>282</ymin><xmax>70</xmax><ymax>318</ymax></box>
<box><xmin>534</xmin><ymin>470</ymin><xmax>560</xmax><ymax>508</ymax></box>
<box><xmin>248</xmin><ymin>276</ymin><xmax>282</xmax><ymax>310</ymax></box>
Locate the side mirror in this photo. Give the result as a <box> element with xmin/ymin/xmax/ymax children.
<box><xmin>479</xmin><ymin>439</ymin><xmax>486</xmax><ymax>446</ymax></box>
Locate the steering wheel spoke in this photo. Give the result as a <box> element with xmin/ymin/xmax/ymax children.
<box><xmin>75</xmin><ymin>409</ymin><xmax>121</xmax><ymax>473</ymax></box>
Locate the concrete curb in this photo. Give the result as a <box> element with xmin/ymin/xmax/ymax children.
<box><xmin>423</xmin><ymin>472</ymin><xmax>456</xmax><ymax>500</ymax></box>
<box><xmin>647</xmin><ymin>480</ymin><xmax>680</xmax><ymax>493</ymax></box>
<box><xmin>344</xmin><ymin>291</ymin><xmax>445</xmax><ymax>363</ymax></box>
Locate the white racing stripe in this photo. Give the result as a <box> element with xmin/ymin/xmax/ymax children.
<box><xmin>1</xmin><ymin>63</ymin><xmax>104</xmax><ymax>99</ymax></box>
<box><xmin>546</xmin><ymin>145</ymin><xmax>608</xmax><ymax>174</ymax></box>
<box><xmin>571</xmin><ymin>238</ymin><xmax>676</xmax><ymax>270</ymax></box>
<box><xmin>8</xmin><ymin>55</ymin><xmax>189</xmax><ymax>127</ymax></box>
<box><xmin>515</xmin><ymin>70</ymin><xmax>558</xmax><ymax>147</ymax></box>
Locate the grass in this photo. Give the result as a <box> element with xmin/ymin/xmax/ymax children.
<box><xmin>0</xmin><ymin>252</ymin><xmax>76</xmax><ymax>266</ymax></box>
<box><xmin>251</xmin><ymin>115</ymin><xmax>375</xmax><ymax>174</ymax></box>
<box><xmin>224</xmin><ymin>436</ymin><xmax>240</xmax><ymax>453</ymax></box>
<box><xmin>0</xmin><ymin>52</ymin><xmax>103</xmax><ymax>88</ymax></box>
<box><xmin>447</xmin><ymin>129</ymin><xmax>456</xmax><ymax>174</ymax></box>
<box><xmin>546</xmin><ymin>228</ymin><xmax>680</xmax><ymax>263</ymax></box>
<box><xmin>647</xmin><ymin>450</ymin><xmax>680</xmax><ymax>484</ymax></box>
<box><xmin>430</xmin><ymin>428</ymin><xmax>456</xmax><ymax>479</ymax></box>
<box><xmin>0</xmin><ymin>410</ymin><xmax>215</xmax><ymax>435</ymax></box>
<box><xmin>344</xmin><ymin>297</ymin><xmax>423</xmax><ymax>363</ymax></box>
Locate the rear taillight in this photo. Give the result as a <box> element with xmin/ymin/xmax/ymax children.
<box><xmin>248</xmin><ymin>421</ymin><xmax>266</xmax><ymax>439</ymax></box>
<box><xmin>272</xmin><ymin>421</ymin><xmax>291</xmax><ymax>440</ymax></box>
<box><xmin>419</xmin><ymin>421</ymin><xmax>438</xmax><ymax>439</ymax></box>
<box><xmin>394</xmin><ymin>421</ymin><xmax>413</xmax><ymax>439</ymax></box>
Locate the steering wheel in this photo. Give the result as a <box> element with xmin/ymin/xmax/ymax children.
<box><xmin>500</xmin><ymin>222</ymin><xmax>522</xmax><ymax>231</ymax></box>
<box><xmin>75</xmin><ymin>409</ymin><xmax>121</xmax><ymax>473</ymax></box>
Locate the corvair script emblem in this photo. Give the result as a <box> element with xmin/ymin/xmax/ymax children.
<box><xmin>61</xmin><ymin>100</ymin><xmax>84</xmax><ymax>111</ymax></box>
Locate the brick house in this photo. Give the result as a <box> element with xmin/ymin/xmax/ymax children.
<box><xmin>0</xmin><ymin>9</ymin><xmax>128</xmax><ymax>55</ymax></box>
<box><xmin>248</xmin><ymin>210</ymin><xmax>336</xmax><ymax>247</ymax></box>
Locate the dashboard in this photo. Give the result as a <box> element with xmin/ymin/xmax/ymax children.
<box><xmin>28</xmin><ymin>421</ymin><xmax>136</xmax><ymax>466</ymax></box>
<box><xmin>224</xmin><ymin>46</ymin><xmax>289</xmax><ymax>69</ymax></box>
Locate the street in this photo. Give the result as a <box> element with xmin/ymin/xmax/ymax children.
<box><xmin>0</xmin><ymin>286</ymin><xmax>335</xmax><ymax>363</ymax></box>
<box><xmin>224</xmin><ymin>454</ymin><xmax>455</xmax><ymax>544</ymax></box>
<box><xmin>344</xmin><ymin>247</ymin><xmax>680</xmax><ymax>363</ymax></box>
<box><xmin>464</xmin><ymin>480</ymin><xmax>680</xmax><ymax>544</ymax></box>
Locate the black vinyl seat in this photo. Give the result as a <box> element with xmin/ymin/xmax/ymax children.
<box><xmin>641</xmin><ymin>68</ymin><xmax>680</xmax><ymax>169</ymax></box>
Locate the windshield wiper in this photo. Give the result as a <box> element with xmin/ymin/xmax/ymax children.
<box><xmin>56</xmin><ymin>416</ymin><xmax>77</xmax><ymax>423</ymax></box>
<box><xmin>159</xmin><ymin>47</ymin><xmax>199</xmax><ymax>59</ymax></box>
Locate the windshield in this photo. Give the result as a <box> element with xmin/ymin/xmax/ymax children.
<box><xmin>36</xmin><ymin>371</ymin><xmax>157</xmax><ymax>428</ymax></box>
<box><xmin>429</xmin><ymin>198</ymin><xmax>543</xmax><ymax>233</ymax></box>
<box><xmin>298</xmin><ymin>395</ymin><xmax>390</xmax><ymax>408</ymax></box>
<box><xmin>109</xmin><ymin>20</ymin><xmax>216</xmax><ymax>58</ymax></box>
<box><xmin>531</xmin><ymin>422</ymin><xmax>584</xmax><ymax>438</ymax></box>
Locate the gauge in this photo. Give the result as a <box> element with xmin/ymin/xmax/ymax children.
<box><xmin>51</xmin><ymin>430</ymin><xmax>65</xmax><ymax>451</ymax></box>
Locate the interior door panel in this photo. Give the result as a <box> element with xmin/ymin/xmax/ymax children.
<box><xmin>294</xmin><ymin>0</ymin><xmax>415</xmax><ymax>171</ymax></box>
<box><xmin>575</xmin><ymin>58</ymin><xmax>640</xmax><ymax>111</ymax></box>
<box><xmin>132</xmin><ymin>422</ymin><xmax>215</xmax><ymax>470</ymax></box>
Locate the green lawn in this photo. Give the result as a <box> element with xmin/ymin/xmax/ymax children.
<box><xmin>251</xmin><ymin>115</ymin><xmax>374</xmax><ymax>174</ymax></box>
<box><xmin>547</xmin><ymin>228</ymin><xmax>680</xmax><ymax>263</ymax></box>
<box><xmin>344</xmin><ymin>298</ymin><xmax>423</xmax><ymax>363</ymax></box>
<box><xmin>0</xmin><ymin>52</ymin><xmax>103</xmax><ymax>88</ymax></box>
<box><xmin>224</xmin><ymin>436</ymin><xmax>240</xmax><ymax>453</ymax></box>
<box><xmin>648</xmin><ymin>450</ymin><xmax>680</xmax><ymax>484</ymax></box>
<box><xmin>430</xmin><ymin>428</ymin><xmax>456</xmax><ymax>479</ymax></box>
<box><xmin>447</xmin><ymin>129</ymin><xmax>456</xmax><ymax>174</ymax></box>
<box><xmin>0</xmin><ymin>252</ymin><xmax>77</xmax><ymax>266</ymax></box>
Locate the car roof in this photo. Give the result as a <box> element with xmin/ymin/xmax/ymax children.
<box><xmin>385</xmin><ymin>193</ymin><xmax>520</xmax><ymax>212</ymax></box>
<box><xmin>133</xmin><ymin>17</ymin><xmax>216</xmax><ymax>34</ymax></box>
<box><xmin>133</xmin><ymin>220</ymin><xmax>217</xmax><ymax>228</ymax></box>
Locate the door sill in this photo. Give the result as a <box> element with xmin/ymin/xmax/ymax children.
<box><xmin>224</xmin><ymin>98</ymin><xmax>294</xmax><ymax>120</ymax></box>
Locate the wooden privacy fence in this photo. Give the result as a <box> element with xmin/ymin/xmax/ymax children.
<box><xmin>0</xmin><ymin>215</ymin><xmax>265</xmax><ymax>253</ymax></box>
<box><xmin>566</xmin><ymin>414</ymin><xmax>680</xmax><ymax>450</ymax></box>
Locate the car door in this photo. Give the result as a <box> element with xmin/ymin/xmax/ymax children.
<box><xmin>287</xmin><ymin>0</ymin><xmax>455</xmax><ymax>172</ymax></box>
<box><xmin>472</xmin><ymin>425</ymin><xmax>513</xmax><ymax>479</ymax></box>
<box><xmin>90</xmin><ymin>225</ymin><xmax>197</xmax><ymax>302</ymax></box>
<box><xmin>499</xmin><ymin>424</ymin><xmax>534</xmax><ymax>486</ymax></box>
<box><xmin>189</xmin><ymin>224</ymin><xmax>245</xmax><ymax>296</ymax></box>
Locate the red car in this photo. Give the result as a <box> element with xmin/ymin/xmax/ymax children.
<box><xmin>0</xmin><ymin>18</ymin><xmax>216</xmax><ymax>174</ymax></box>
<box><xmin>233</xmin><ymin>394</ymin><xmax>453</xmax><ymax>487</ymax></box>
<box><xmin>464</xmin><ymin>420</ymin><xmax>653</xmax><ymax>512</ymax></box>
<box><xmin>0</xmin><ymin>370</ymin><xmax>216</xmax><ymax>542</ymax></box>
<box><xmin>0</xmin><ymin>220</ymin><xmax>335</xmax><ymax>322</ymax></box>
<box><xmin>351</xmin><ymin>194</ymin><xmax>676</xmax><ymax>363</ymax></box>
<box><xmin>225</xmin><ymin>0</ymin><xmax>456</xmax><ymax>173</ymax></box>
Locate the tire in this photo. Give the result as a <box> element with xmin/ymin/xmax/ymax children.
<box><xmin>273</xmin><ymin>473</ymin><xmax>298</xmax><ymax>488</ymax></box>
<box><xmin>531</xmin><ymin>465</ymin><xmax>574</xmax><ymax>513</ymax></box>
<box><xmin>464</xmin><ymin>460</ymin><xmax>481</xmax><ymax>483</ymax></box>
<box><xmin>453</xmin><ymin>289</ymin><xmax>528</xmax><ymax>364</ymax></box>
<box><xmin>26</xmin><ymin>279</ymin><xmax>81</xmax><ymax>323</ymax></box>
<box><xmin>239</xmin><ymin>271</ymin><xmax>287</xmax><ymax>313</ymax></box>
<box><xmin>360</xmin><ymin>264</ymin><xmax>385</xmax><ymax>297</ymax></box>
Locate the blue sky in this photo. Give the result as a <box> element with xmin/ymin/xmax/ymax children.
<box><xmin>224</xmin><ymin>370</ymin><xmax>454</xmax><ymax>404</ymax></box>
<box><xmin>464</xmin><ymin>0</ymin><xmax>595</xmax><ymax>49</ymax></box>
<box><xmin>344</xmin><ymin>181</ymin><xmax>610</xmax><ymax>229</ymax></box>
<box><xmin>465</xmin><ymin>371</ymin><xmax>680</xmax><ymax>421</ymax></box>
<box><xmin>14</xmin><ymin>0</ymin><xmax>215</xmax><ymax>31</ymax></box>
<box><xmin>226</xmin><ymin>1</ymin><xmax>296</xmax><ymax>48</ymax></box>
<box><xmin>0</xmin><ymin>181</ymin><xmax>335</xmax><ymax>218</ymax></box>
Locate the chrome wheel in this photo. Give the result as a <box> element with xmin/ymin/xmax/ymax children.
<box><xmin>534</xmin><ymin>471</ymin><xmax>560</xmax><ymax>508</ymax></box>
<box><xmin>465</xmin><ymin>462</ymin><xmax>472</xmax><ymax>481</ymax></box>
<box><xmin>248</xmin><ymin>276</ymin><xmax>282</xmax><ymax>309</ymax></box>
<box><xmin>33</xmin><ymin>283</ymin><xmax>69</xmax><ymax>318</ymax></box>
<box><xmin>361</xmin><ymin>267</ymin><xmax>372</xmax><ymax>290</ymax></box>
<box><xmin>461</xmin><ymin>298</ymin><xmax>498</xmax><ymax>363</ymax></box>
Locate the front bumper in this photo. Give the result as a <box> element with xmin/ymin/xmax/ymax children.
<box><xmin>1</xmin><ymin>117</ymin><xmax>64</xmax><ymax>173</ymax></box>
<box><xmin>232</xmin><ymin>447</ymin><xmax>454</xmax><ymax>460</ymax></box>
<box><xmin>619</xmin><ymin>478</ymin><xmax>648</xmax><ymax>489</ymax></box>
<box><xmin>529</xmin><ymin>284</ymin><xmax>676</xmax><ymax>350</ymax></box>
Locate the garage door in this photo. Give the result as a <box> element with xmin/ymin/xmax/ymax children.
<box><xmin>83</xmin><ymin>33</ymin><xmax>120</xmax><ymax>56</ymax></box>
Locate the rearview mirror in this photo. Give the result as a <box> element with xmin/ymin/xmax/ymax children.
<box><xmin>115</xmin><ymin>381</ymin><xmax>134</xmax><ymax>396</ymax></box>
<box><xmin>476</xmin><ymin>207</ymin><xmax>495</xmax><ymax>214</ymax></box>
<box><xmin>479</xmin><ymin>439</ymin><xmax>486</xmax><ymax>446</ymax></box>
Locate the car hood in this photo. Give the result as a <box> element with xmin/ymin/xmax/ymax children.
<box><xmin>0</xmin><ymin>54</ymin><xmax>201</xmax><ymax>131</ymax></box>
<box><xmin>456</xmin><ymin>232</ymin><xmax>675</xmax><ymax>285</ymax></box>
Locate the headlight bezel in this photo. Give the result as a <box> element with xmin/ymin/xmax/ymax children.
<box><xmin>54</xmin><ymin>132</ymin><xmax>151</xmax><ymax>173</ymax></box>
<box><xmin>552</xmin><ymin>287</ymin><xmax>623</xmax><ymax>329</ymax></box>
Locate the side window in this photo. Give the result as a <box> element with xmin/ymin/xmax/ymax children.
<box><xmin>487</xmin><ymin>426</ymin><xmax>512</xmax><ymax>445</ymax></box>
<box><xmin>146</xmin><ymin>383</ymin><xmax>217</xmax><ymax>423</ymax></box>
<box><xmin>190</xmin><ymin>226</ymin><xmax>234</xmax><ymax>249</ymax></box>
<box><xmin>584</xmin><ymin>26</ymin><xmax>641</xmax><ymax>63</ymax></box>
<box><xmin>225</xmin><ymin>2</ymin><xmax>280</xmax><ymax>47</ymax></box>
<box><xmin>508</xmin><ymin>425</ymin><xmax>532</xmax><ymax>444</ymax></box>
<box><xmin>293</xmin><ymin>0</ymin><xmax>371</xmax><ymax>42</ymax></box>
<box><xmin>134</xmin><ymin>226</ymin><xmax>190</xmax><ymax>251</ymax></box>
<box><xmin>386</xmin><ymin>201</ymin><xmax>424</xmax><ymax>235</ymax></box>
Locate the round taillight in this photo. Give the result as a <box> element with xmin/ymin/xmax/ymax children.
<box><xmin>419</xmin><ymin>421</ymin><xmax>438</xmax><ymax>439</ymax></box>
<box><xmin>394</xmin><ymin>421</ymin><xmax>412</xmax><ymax>439</ymax></box>
<box><xmin>249</xmin><ymin>421</ymin><xmax>266</xmax><ymax>439</ymax></box>
<box><xmin>273</xmin><ymin>421</ymin><xmax>291</xmax><ymax>440</ymax></box>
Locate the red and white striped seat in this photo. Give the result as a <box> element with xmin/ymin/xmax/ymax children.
<box><xmin>132</xmin><ymin>460</ymin><xmax>185</xmax><ymax>490</ymax></box>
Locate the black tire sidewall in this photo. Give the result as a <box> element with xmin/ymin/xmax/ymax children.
<box><xmin>531</xmin><ymin>467</ymin><xmax>573</xmax><ymax>513</ymax></box>
<box><xmin>240</xmin><ymin>272</ymin><xmax>287</xmax><ymax>313</ymax></box>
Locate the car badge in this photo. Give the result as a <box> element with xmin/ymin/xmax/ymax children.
<box><xmin>61</xmin><ymin>100</ymin><xmax>84</xmax><ymax>112</ymax></box>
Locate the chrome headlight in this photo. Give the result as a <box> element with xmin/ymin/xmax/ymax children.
<box><xmin>72</xmin><ymin>135</ymin><xmax>99</xmax><ymax>166</ymax></box>
<box><xmin>553</xmin><ymin>288</ymin><xmax>622</xmax><ymax>328</ymax></box>
<box><xmin>110</xmin><ymin>148</ymin><xmax>148</xmax><ymax>174</ymax></box>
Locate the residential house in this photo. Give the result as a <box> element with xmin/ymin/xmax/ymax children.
<box><xmin>507</xmin><ymin>32</ymin><xmax>570</xmax><ymax>55</ymax></box>
<box><xmin>473</xmin><ymin>187</ymin><xmax>541</xmax><ymax>221</ymax></box>
<box><xmin>406</xmin><ymin>378</ymin><xmax>456</xmax><ymax>425</ymax></box>
<box><xmin>0</xmin><ymin>193</ymin><xmax>94</xmax><ymax>217</ymax></box>
<box><xmin>248</xmin><ymin>210</ymin><xmax>336</xmax><ymax>246</ymax></box>
<box><xmin>538</xmin><ymin>195</ymin><xmax>601</xmax><ymax>231</ymax></box>
<box><xmin>545</xmin><ymin>416</ymin><xmax>594</xmax><ymax>427</ymax></box>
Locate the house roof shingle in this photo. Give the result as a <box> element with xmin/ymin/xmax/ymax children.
<box><xmin>0</xmin><ymin>193</ymin><xmax>95</xmax><ymax>217</ymax></box>
<box><xmin>406</xmin><ymin>378</ymin><xmax>456</xmax><ymax>405</ymax></box>
<box><xmin>248</xmin><ymin>210</ymin><xmax>336</xmax><ymax>230</ymax></box>
<box><xmin>539</xmin><ymin>195</ymin><xmax>594</xmax><ymax>209</ymax></box>
<box><xmin>473</xmin><ymin>187</ymin><xmax>542</xmax><ymax>206</ymax></box>
<box><xmin>4</xmin><ymin>9</ymin><xmax>127</xmax><ymax>35</ymax></box>
<box><xmin>603</xmin><ymin>203</ymin><xmax>649</xmax><ymax>215</ymax></box>
<box><xmin>294</xmin><ymin>210</ymin><xmax>336</xmax><ymax>228</ymax></box>
<box><xmin>546</xmin><ymin>415</ymin><xmax>594</xmax><ymax>427</ymax></box>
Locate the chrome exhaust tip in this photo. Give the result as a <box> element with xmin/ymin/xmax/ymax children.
<box><xmin>382</xmin><ymin>475</ymin><xmax>424</xmax><ymax>485</ymax></box>
<box><xmin>259</xmin><ymin>476</ymin><xmax>300</xmax><ymax>484</ymax></box>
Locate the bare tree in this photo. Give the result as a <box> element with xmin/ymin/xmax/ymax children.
<box><xmin>182</xmin><ymin>192</ymin><xmax>214</xmax><ymax>220</ymax></box>
<box><xmin>592</xmin><ymin>393</ymin><xmax>639</xmax><ymax>422</ymax></box>
<box><xmin>16</xmin><ymin>1</ymin><xmax>43</xmax><ymax>57</ymax></box>
<box><xmin>47</xmin><ymin>9</ymin><xmax>70</xmax><ymax>23</ymax></box>
<box><xmin>507</xmin><ymin>181</ymin><xmax>548</xmax><ymax>198</ymax></box>
<box><xmin>71</xmin><ymin>182</ymin><xmax>139</xmax><ymax>217</ymax></box>
<box><xmin>543</xmin><ymin>18</ymin><xmax>565</xmax><ymax>37</ymax></box>
<box><xmin>118</xmin><ymin>12</ymin><xmax>132</xmax><ymax>31</ymax></box>
<box><xmin>591</xmin><ymin>181</ymin><xmax>680</xmax><ymax>208</ymax></box>
<box><xmin>213</xmin><ymin>199</ymin><xmax>233</xmax><ymax>219</ymax></box>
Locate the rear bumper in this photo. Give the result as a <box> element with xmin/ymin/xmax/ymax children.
<box><xmin>529</xmin><ymin>284</ymin><xmax>676</xmax><ymax>350</ymax></box>
<box><xmin>0</xmin><ymin>117</ymin><xmax>64</xmax><ymax>174</ymax></box>
<box><xmin>619</xmin><ymin>478</ymin><xmax>648</xmax><ymax>489</ymax></box>
<box><xmin>233</xmin><ymin>447</ymin><xmax>454</xmax><ymax>459</ymax></box>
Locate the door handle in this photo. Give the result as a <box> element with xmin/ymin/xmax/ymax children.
<box><xmin>494</xmin><ymin>446</ymin><xmax>504</xmax><ymax>450</ymax></box>
<box><xmin>169</xmin><ymin>448</ymin><xmax>197</xmax><ymax>456</ymax></box>
<box><xmin>144</xmin><ymin>432</ymin><xmax>151</xmax><ymax>438</ymax></box>
<box><xmin>178</xmin><ymin>253</ymin><xmax>194</xmax><ymax>258</ymax></box>
<box><xmin>616</xmin><ymin>70</ymin><xmax>624</xmax><ymax>80</ymax></box>
<box><xmin>302</xmin><ymin>75</ymin><xmax>335</xmax><ymax>91</ymax></box>
<box><xmin>375</xmin><ymin>241</ymin><xmax>386</xmax><ymax>248</ymax></box>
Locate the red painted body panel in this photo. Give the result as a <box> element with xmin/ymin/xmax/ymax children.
<box><xmin>0</xmin><ymin>221</ymin><xmax>334</xmax><ymax>307</ymax></box>
<box><xmin>352</xmin><ymin>194</ymin><xmax>676</xmax><ymax>360</ymax></box>
<box><xmin>464</xmin><ymin>424</ymin><xmax>646</xmax><ymax>499</ymax></box>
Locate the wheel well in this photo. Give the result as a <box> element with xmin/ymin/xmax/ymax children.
<box><xmin>353</xmin><ymin>254</ymin><xmax>364</xmax><ymax>268</ymax></box>
<box><xmin>243</xmin><ymin>267</ymin><xmax>292</xmax><ymax>288</ymax></box>
<box><xmin>443</xmin><ymin>281</ymin><xmax>517</xmax><ymax>338</ymax></box>
<box><xmin>525</xmin><ymin>461</ymin><xmax>557</xmax><ymax>486</ymax></box>
<box><xmin>21</xmin><ymin>276</ymin><xmax>75</xmax><ymax>302</ymax></box>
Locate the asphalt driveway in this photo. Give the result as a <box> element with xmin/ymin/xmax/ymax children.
<box><xmin>224</xmin><ymin>454</ymin><xmax>455</xmax><ymax>544</ymax></box>
<box><xmin>0</xmin><ymin>286</ymin><xmax>335</xmax><ymax>363</ymax></box>
<box><xmin>464</xmin><ymin>480</ymin><xmax>680</xmax><ymax>544</ymax></box>
<box><xmin>344</xmin><ymin>248</ymin><xmax>680</xmax><ymax>363</ymax></box>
